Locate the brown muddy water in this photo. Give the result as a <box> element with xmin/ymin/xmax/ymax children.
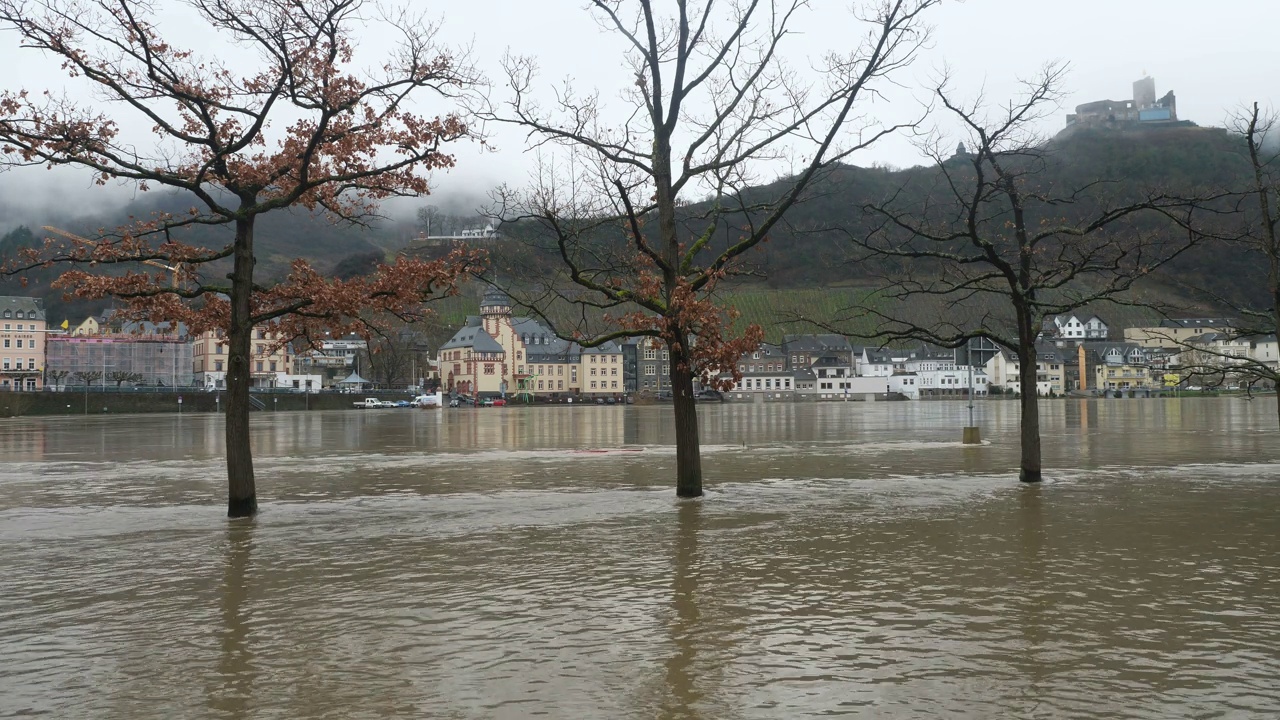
<box><xmin>1</xmin><ymin>398</ymin><xmax>1278</xmax><ymax>718</ymax></box>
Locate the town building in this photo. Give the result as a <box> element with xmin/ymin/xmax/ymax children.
<box><xmin>1124</xmin><ymin>318</ymin><xmax>1235</xmax><ymax>349</ymax></box>
<box><xmin>782</xmin><ymin>334</ymin><xmax>854</xmax><ymax>371</ymax></box>
<box><xmin>193</xmin><ymin>327</ymin><xmax>317</xmax><ymax>390</ymax></box>
<box><xmin>634</xmin><ymin>336</ymin><xmax>672</xmax><ymax>393</ymax></box>
<box><xmin>295</xmin><ymin>336</ymin><xmax>367</xmax><ymax>386</ymax></box>
<box><xmin>984</xmin><ymin>345</ymin><xmax>1066</xmax><ymax>396</ymax></box>
<box><xmin>438</xmin><ymin>287</ymin><xmax>624</xmax><ymax>399</ymax></box>
<box><xmin>1</xmin><ymin>296</ymin><xmax>47</xmax><ymax>391</ymax></box>
<box><xmin>1043</xmin><ymin>314</ymin><xmax>1109</xmax><ymax>341</ymax></box>
<box><xmin>46</xmin><ymin>333</ymin><xmax>193</xmax><ymax>388</ymax></box>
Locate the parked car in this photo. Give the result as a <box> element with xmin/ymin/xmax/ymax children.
<box><xmin>481</xmin><ymin>398</ymin><xmax>494</xmax><ymax>407</ymax></box>
<box><xmin>492</xmin><ymin>398</ymin><xmax>507</xmax><ymax>407</ymax></box>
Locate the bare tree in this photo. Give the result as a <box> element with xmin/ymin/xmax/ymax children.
<box><xmin>46</xmin><ymin>369</ymin><xmax>70</xmax><ymax>390</ymax></box>
<box><xmin>72</xmin><ymin>370</ymin><xmax>103</xmax><ymax>386</ymax></box>
<box><xmin>0</xmin><ymin>0</ymin><xmax>482</xmax><ymax>516</ymax></box>
<box><xmin>360</xmin><ymin>323</ymin><xmax>429</xmax><ymax>388</ymax></box>
<box><xmin>834</xmin><ymin>65</ymin><xmax>1207</xmax><ymax>482</ymax></box>
<box><xmin>484</xmin><ymin>0</ymin><xmax>936</xmax><ymax>497</ymax></box>
<box><xmin>108</xmin><ymin>370</ymin><xmax>144</xmax><ymax>387</ymax></box>
<box><xmin>1155</xmin><ymin>103</ymin><xmax>1280</xmax><ymax>424</ymax></box>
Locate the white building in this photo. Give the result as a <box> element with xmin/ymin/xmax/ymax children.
<box><xmin>985</xmin><ymin>347</ymin><xmax>1063</xmax><ymax>396</ymax></box>
<box><xmin>1045</xmin><ymin>314</ymin><xmax>1108</xmax><ymax>341</ymax></box>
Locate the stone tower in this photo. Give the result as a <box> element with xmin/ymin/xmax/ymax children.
<box><xmin>1133</xmin><ymin>76</ymin><xmax>1156</xmax><ymax>109</ymax></box>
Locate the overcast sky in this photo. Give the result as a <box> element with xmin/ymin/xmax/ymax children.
<box><xmin>0</xmin><ymin>0</ymin><xmax>1276</xmax><ymax>226</ymax></box>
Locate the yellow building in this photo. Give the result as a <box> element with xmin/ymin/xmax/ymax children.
<box><xmin>1095</xmin><ymin>362</ymin><xmax>1155</xmax><ymax>390</ymax></box>
<box><xmin>439</xmin><ymin>288</ymin><xmax>624</xmax><ymax>399</ymax></box>
<box><xmin>72</xmin><ymin>316</ymin><xmax>100</xmax><ymax>336</ymax></box>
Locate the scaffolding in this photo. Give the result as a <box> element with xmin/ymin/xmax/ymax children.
<box><xmin>47</xmin><ymin>335</ymin><xmax>194</xmax><ymax>387</ymax></box>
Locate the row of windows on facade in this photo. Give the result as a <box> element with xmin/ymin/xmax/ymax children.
<box><xmin>195</xmin><ymin>343</ymin><xmax>288</xmax><ymax>358</ymax></box>
<box><xmin>3</xmin><ymin>323</ymin><xmax>37</xmax><ymax>332</ymax></box>
<box><xmin>1</xmin><ymin>310</ymin><xmax>37</xmax><ymax>319</ymax></box>
<box><xmin>736</xmin><ymin>377</ymin><xmax>795</xmax><ymax>390</ymax></box>
<box><xmin>2</xmin><ymin>338</ymin><xmax>38</xmax><ymax>348</ymax></box>
<box><xmin>528</xmin><ymin>379</ymin><xmax>621</xmax><ymax>390</ymax></box>
<box><xmin>0</xmin><ymin>379</ymin><xmax>38</xmax><ymax>389</ymax></box>
<box><xmin>1</xmin><ymin>359</ymin><xmax>38</xmax><ymax>370</ymax></box>
<box><xmin>199</xmin><ymin>360</ymin><xmax>281</xmax><ymax>373</ymax></box>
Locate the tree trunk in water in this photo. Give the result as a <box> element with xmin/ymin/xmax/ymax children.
<box><xmin>226</xmin><ymin>218</ymin><xmax>257</xmax><ymax>517</ymax></box>
<box><xmin>1017</xmin><ymin>342</ymin><xmax>1042</xmax><ymax>483</ymax></box>
<box><xmin>670</xmin><ymin>342</ymin><xmax>703</xmax><ymax>498</ymax></box>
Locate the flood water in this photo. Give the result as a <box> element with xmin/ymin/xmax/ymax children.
<box><xmin>2</xmin><ymin>398</ymin><xmax>1279</xmax><ymax>718</ymax></box>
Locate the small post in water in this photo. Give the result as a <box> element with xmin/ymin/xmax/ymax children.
<box><xmin>963</xmin><ymin>343</ymin><xmax>981</xmax><ymax>444</ymax></box>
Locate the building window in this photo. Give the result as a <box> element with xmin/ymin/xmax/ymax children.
<box><xmin>646</xmin><ymin>366</ymin><xmax>656</xmax><ymax>376</ymax></box>
<box><xmin>215</xmin><ymin>361</ymin><xmax>223</xmax><ymax>372</ymax></box>
<box><xmin>2</xmin><ymin>340</ymin><xmax>7</xmax><ymax>348</ymax></box>
<box><xmin>644</xmin><ymin>348</ymin><xmax>656</xmax><ymax>360</ymax></box>
<box><xmin>662</xmin><ymin>365</ymin><xmax>669</xmax><ymax>375</ymax></box>
<box><xmin>662</xmin><ymin>351</ymin><xmax>669</xmax><ymax>361</ymax></box>
<box><xmin>611</xmin><ymin>368</ymin><xmax>617</xmax><ymax>376</ymax></box>
<box><xmin>611</xmin><ymin>381</ymin><xmax>618</xmax><ymax>389</ymax></box>
<box><xmin>485</xmin><ymin>364</ymin><xmax>496</xmax><ymax>375</ymax></box>
<box><xmin>256</xmin><ymin>361</ymin><xmax>264</xmax><ymax>372</ymax></box>
<box><xmin>270</xmin><ymin>361</ymin><xmax>277</xmax><ymax>372</ymax></box>
<box><xmin>538</xmin><ymin>380</ymin><xmax>544</xmax><ymax>390</ymax></box>
<box><xmin>27</xmin><ymin>359</ymin><xmax>34</xmax><ymax>370</ymax></box>
<box><xmin>590</xmin><ymin>381</ymin><xmax>597</xmax><ymax>389</ymax></box>
<box><xmin>558</xmin><ymin>380</ymin><xmax>564</xmax><ymax>390</ymax></box>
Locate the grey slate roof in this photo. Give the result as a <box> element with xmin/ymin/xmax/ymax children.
<box><xmin>0</xmin><ymin>296</ymin><xmax>45</xmax><ymax>321</ymax></box>
<box><xmin>441</xmin><ymin>325</ymin><xmax>505</xmax><ymax>354</ymax></box>
<box><xmin>1160</xmin><ymin>318</ymin><xmax>1235</xmax><ymax>329</ymax></box>
<box><xmin>782</xmin><ymin>334</ymin><xmax>852</xmax><ymax>353</ymax></box>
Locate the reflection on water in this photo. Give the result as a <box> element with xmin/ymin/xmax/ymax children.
<box><xmin>1</xmin><ymin>399</ymin><xmax>1279</xmax><ymax>718</ymax></box>
<box><xmin>662</xmin><ymin>502</ymin><xmax>703</xmax><ymax>720</ymax></box>
<box><xmin>209</xmin><ymin>521</ymin><xmax>254</xmax><ymax>719</ymax></box>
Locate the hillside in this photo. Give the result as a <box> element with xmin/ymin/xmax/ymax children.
<box><xmin>1</xmin><ymin>122</ymin><xmax>1263</xmax><ymax>333</ymax></box>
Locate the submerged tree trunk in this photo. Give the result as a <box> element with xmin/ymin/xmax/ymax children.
<box><xmin>226</xmin><ymin>217</ymin><xmax>257</xmax><ymax>517</ymax></box>
<box><xmin>670</xmin><ymin>340</ymin><xmax>703</xmax><ymax>498</ymax></box>
<box><xmin>1016</xmin><ymin>340</ymin><xmax>1042</xmax><ymax>483</ymax></box>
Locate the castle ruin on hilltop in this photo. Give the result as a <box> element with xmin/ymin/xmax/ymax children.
<box><xmin>1065</xmin><ymin>75</ymin><xmax>1178</xmax><ymax>129</ymax></box>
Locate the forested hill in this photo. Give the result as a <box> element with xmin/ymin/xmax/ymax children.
<box><xmin>723</xmin><ymin>123</ymin><xmax>1251</xmax><ymax>290</ymax></box>
<box><xmin>0</xmin><ymin>196</ymin><xmax>422</xmax><ymax>323</ymax></box>
<box><xmin>0</xmin><ymin>122</ymin><xmax>1260</xmax><ymax>324</ymax></box>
